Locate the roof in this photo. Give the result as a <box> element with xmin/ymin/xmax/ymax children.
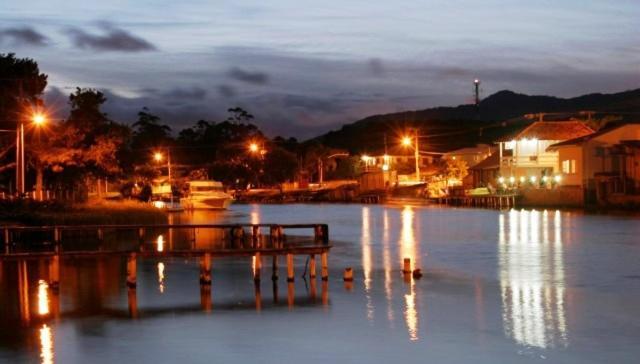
<box><xmin>500</xmin><ymin>121</ymin><xmax>594</xmax><ymax>142</ymax></box>
<box><xmin>443</xmin><ymin>144</ymin><xmax>495</xmax><ymax>156</ymax></box>
<box><xmin>547</xmin><ymin>122</ymin><xmax>640</xmax><ymax>151</ymax></box>
<box><xmin>470</xmin><ymin>150</ymin><xmax>512</xmax><ymax>170</ymax></box>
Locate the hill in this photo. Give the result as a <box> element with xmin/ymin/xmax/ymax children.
<box><xmin>312</xmin><ymin>88</ymin><xmax>640</xmax><ymax>154</ymax></box>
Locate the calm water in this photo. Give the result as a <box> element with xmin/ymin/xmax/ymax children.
<box><xmin>1</xmin><ymin>204</ymin><xmax>640</xmax><ymax>363</ymax></box>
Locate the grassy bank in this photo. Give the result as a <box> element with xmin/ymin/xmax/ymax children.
<box><xmin>0</xmin><ymin>199</ymin><xmax>167</xmax><ymax>226</ymax></box>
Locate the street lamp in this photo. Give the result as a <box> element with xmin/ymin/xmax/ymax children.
<box><xmin>153</xmin><ymin>150</ymin><xmax>173</xmax><ymax>205</ymax></box>
<box><xmin>15</xmin><ymin>112</ymin><xmax>47</xmax><ymax>195</ymax></box>
<box><xmin>400</xmin><ymin>129</ymin><xmax>421</xmax><ymax>181</ymax></box>
<box><xmin>248</xmin><ymin>142</ymin><xmax>259</xmax><ymax>153</ymax></box>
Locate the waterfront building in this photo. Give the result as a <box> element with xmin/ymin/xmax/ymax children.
<box><xmin>547</xmin><ymin>122</ymin><xmax>640</xmax><ymax>204</ymax></box>
<box><xmin>497</xmin><ymin>121</ymin><xmax>594</xmax><ymax>182</ymax></box>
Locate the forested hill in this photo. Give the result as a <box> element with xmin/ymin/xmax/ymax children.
<box><xmin>312</xmin><ymin>88</ymin><xmax>640</xmax><ymax>153</ymax></box>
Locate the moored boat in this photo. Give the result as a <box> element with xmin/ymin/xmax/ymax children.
<box><xmin>180</xmin><ymin>180</ymin><xmax>232</xmax><ymax>210</ymax></box>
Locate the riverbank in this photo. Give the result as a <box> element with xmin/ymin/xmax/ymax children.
<box><xmin>0</xmin><ymin>199</ymin><xmax>167</xmax><ymax>226</ymax></box>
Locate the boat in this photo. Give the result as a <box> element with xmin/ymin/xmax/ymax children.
<box><xmin>150</xmin><ymin>178</ymin><xmax>185</xmax><ymax>212</ymax></box>
<box><xmin>180</xmin><ymin>180</ymin><xmax>233</xmax><ymax>210</ymax></box>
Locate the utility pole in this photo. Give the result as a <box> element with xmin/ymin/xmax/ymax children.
<box><xmin>414</xmin><ymin>129</ymin><xmax>420</xmax><ymax>181</ymax></box>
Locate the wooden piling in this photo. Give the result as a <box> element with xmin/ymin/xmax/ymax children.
<box><xmin>343</xmin><ymin>267</ymin><xmax>353</xmax><ymax>281</ymax></box>
<box><xmin>126</xmin><ymin>253</ymin><xmax>137</xmax><ymax>288</ymax></box>
<box><xmin>49</xmin><ymin>254</ymin><xmax>60</xmax><ymax>289</ymax></box>
<box><xmin>321</xmin><ymin>280</ymin><xmax>329</xmax><ymax>306</ymax></box>
<box><xmin>138</xmin><ymin>228</ymin><xmax>145</xmax><ymax>250</ymax></box>
<box><xmin>321</xmin><ymin>252</ymin><xmax>329</xmax><ymax>281</ymax></box>
<box><xmin>200</xmin><ymin>253</ymin><xmax>212</xmax><ymax>285</ymax></box>
<box><xmin>254</xmin><ymin>280</ymin><xmax>262</xmax><ymax>311</ymax></box>
<box><xmin>3</xmin><ymin>228</ymin><xmax>9</xmax><ymax>254</ymax></box>
<box><xmin>286</xmin><ymin>253</ymin><xmax>294</xmax><ymax>282</ymax></box>
<box><xmin>287</xmin><ymin>281</ymin><xmax>294</xmax><ymax>308</ymax></box>
<box><xmin>309</xmin><ymin>254</ymin><xmax>316</xmax><ymax>279</ymax></box>
<box><xmin>97</xmin><ymin>228</ymin><xmax>104</xmax><ymax>242</ymax></box>
<box><xmin>403</xmin><ymin>257</ymin><xmax>411</xmax><ymax>274</ymax></box>
<box><xmin>127</xmin><ymin>287</ymin><xmax>138</xmax><ymax>318</ymax></box>
<box><xmin>200</xmin><ymin>284</ymin><xmax>212</xmax><ymax>312</ymax></box>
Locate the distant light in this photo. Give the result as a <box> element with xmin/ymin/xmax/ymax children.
<box><xmin>509</xmin><ymin>176</ymin><xmax>515</xmax><ymax>184</ymax></box>
<box><xmin>382</xmin><ymin>164</ymin><xmax>389</xmax><ymax>171</ymax></box>
<box><xmin>542</xmin><ymin>176</ymin><xmax>549</xmax><ymax>183</ymax></box>
<box><xmin>474</xmin><ymin>79</ymin><xmax>479</xmax><ymax>84</ymax></box>
<box><xmin>152</xmin><ymin>200</ymin><xmax>165</xmax><ymax>209</ymax></box>
<box><xmin>153</xmin><ymin>152</ymin><xmax>163</xmax><ymax>162</ymax></box>
<box><xmin>498</xmin><ymin>177</ymin><xmax>505</xmax><ymax>184</ymax></box>
<box><xmin>452</xmin><ymin>156</ymin><xmax>456</xmax><ymax>160</ymax></box>
<box><xmin>361</xmin><ymin>155</ymin><xmax>370</xmax><ymax>162</ymax></box>
<box><xmin>530</xmin><ymin>176</ymin><xmax>537</xmax><ymax>183</ymax></box>
<box><xmin>554</xmin><ymin>175</ymin><xmax>562</xmax><ymax>183</ymax></box>
<box><xmin>402</xmin><ymin>136</ymin><xmax>412</xmax><ymax>147</ymax></box>
<box><xmin>249</xmin><ymin>143</ymin><xmax>259</xmax><ymax>153</ymax></box>
<box><xmin>519</xmin><ymin>176</ymin><xmax>526</xmax><ymax>183</ymax></box>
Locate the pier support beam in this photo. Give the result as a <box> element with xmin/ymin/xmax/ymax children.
<box><xmin>127</xmin><ymin>287</ymin><xmax>138</xmax><ymax>318</ymax></box>
<box><xmin>321</xmin><ymin>252</ymin><xmax>329</xmax><ymax>281</ymax></box>
<box><xmin>287</xmin><ymin>281</ymin><xmax>295</xmax><ymax>308</ymax></box>
<box><xmin>309</xmin><ymin>254</ymin><xmax>316</xmax><ymax>279</ymax></box>
<box><xmin>254</xmin><ymin>280</ymin><xmax>262</xmax><ymax>311</ymax></box>
<box><xmin>200</xmin><ymin>253</ymin><xmax>212</xmax><ymax>285</ymax></box>
<box><xmin>286</xmin><ymin>253</ymin><xmax>294</xmax><ymax>282</ymax></box>
<box><xmin>200</xmin><ymin>284</ymin><xmax>212</xmax><ymax>312</ymax></box>
<box><xmin>48</xmin><ymin>254</ymin><xmax>60</xmax><ymax>290</ymax></box>
<box><xmin>253</xmin><ymin>253</ymin><xmax>261</xmax><ymax>282</ymax></box>
<box><xmin>126</xmin><ymin>253</ymin><xmax>137</xmax><ymax>288</ymax></box>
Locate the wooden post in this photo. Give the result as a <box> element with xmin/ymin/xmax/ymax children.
<box><xmin>321</xmin><ymin>280</ymin><xmax>329</xmax><ymax>306</ymax></box>
<box><xmin>272</xmin><ymin>279</ymin><xmax>279</xmax><ymax>303</ymax></box>
<box><xmin>309</xmin><ymin>254</ymin><xmax>316</xmax><ymax>279</ymax></box>
<box><xmin>3</xmin><ymin>228</ymin><xmax>9</xmax><ymax>254</ymax></box>
<box><xmin>310</xmin><ymin>275</ymin><xmax>317</xmax><ymax>300</ymax></box>
<box><xmin>126</xmin><ymin>253</ymin><xmax>137</xmax><ymax>288</ymax></box>
<box><xmin>252</xmin><ymin>225</ymin><xmax>260</xmax><ymax>248</ymax></box>
<box><xmin>97</xmin><ymin>228</ymin><xmax>104</xmax><ymax>242</ymax></box>
<box><xmin>321</xmin><ymin>252</ymin><xmax>329</xmax><ymax>281</ymax></box>
<box><xmin>200</xmin><ymin>284</ymin><xmax>212</xmax><ymax>312</ymax></box>
<box><xmin>272</xmin><ymin>255</ymin><xmax>279</xmax><ymax>281</ymax></box>
<box><xmin>200</xmin><ymin>253</ymin><xmax>212</xmax><ymax>285</ymax></box>
<box><xmin>138</xmin><ymin>228</ymin><xmax>145</xmax><ymax>250</ymax></box>
<box><xmin>53</xmin><ymin>227</ymin><xmax>61</xmax><ymax>245</ymax></box>
<box><xmin>343</xmin><ymin>267</ymin><xmax>353</xmax><ymax>281</ymax></box>
<box><xmin>287</xmin><ymin>281</ymin><xmax>294</xmax><ymax>308</ymax></box>
<box><xmin>403</xmin><ymin>257</ymin><xmax>411</xmax><ymax>274</ymax></box>
<box><xmin>127</xmin><ymin>286</ymin><xmax>138</xmax><ymax>318</ymax></box>
<box><xmin>49</xmin><ymin>254</ymin><xmax>60</xmax><ymax>290</ymax></box>
<box><xmin>286</xmin><ymin>253</ymin><xmax>294</xmax><ymax>282</ymax></box>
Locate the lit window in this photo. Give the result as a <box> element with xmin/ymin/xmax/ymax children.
<box><xmin>562</xmin><ymin>159</ymin><xmax>577</xmax><ymax>174</ymax></box>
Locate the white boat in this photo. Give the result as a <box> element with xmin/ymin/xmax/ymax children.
<box><xmin>180</xmin><ymin>180</ymin><xmax>233</xmax><ymax>210</ymax></box>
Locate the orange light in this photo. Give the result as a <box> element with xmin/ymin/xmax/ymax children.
<box><xmin>32</xmin><ymin>113</ymin><xmax>46</xmax><ymax>126</ymax></box>
<box><xmin>153</xmin><ymin>152</ymin><xmax>163</xmax><ymax>162</ymax></box>
<box><xmin>249</xmin><ymin>143</ymin><xmax>259</xmax><ymax>153</ymax></box>
<box><xmin>402</xmin><ymin>136</ymin><xmax>412</xmax><ymax>147</ymax></box>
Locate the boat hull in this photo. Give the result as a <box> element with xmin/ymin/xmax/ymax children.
<box><xmin>181</xmin><ymin>197</ymin><xmax>232</xmax><ymax>210</ymax></box>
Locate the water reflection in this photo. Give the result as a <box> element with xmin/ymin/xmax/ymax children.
<box><xmin>38</xmin><ymin>280</ymin><xmax>50</xmax><ymax>316</ymax></box>
<box><xmin>499</xmin><ymin>209</ymin><xmax>568</xmax><ymax>348</ymax></box>
<box><xmin>382</xmin><ymin>210</ymin><xmax>394</xmax><ymax>325</ymax></box>
<box><xmin>39</xmin><ymin>324</ymin><xmax>54</xmax><ymax>364</ymax></box>
<box><xmin>157</xmin><ymin>262</ymin><xmax>165</xmax><ymax>294</ymax></box>
<box><xmin>361</xmin><ymin>207</ymin><xmax>374</xmax><ymax>321</ymax></box>
<box><xmin>399</xmin><ymin>206</ymin><xmax>420</xmax><ymax>341</ymax></box>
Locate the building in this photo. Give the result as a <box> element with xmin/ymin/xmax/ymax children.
<box><xmin>498</xmin><ymin>121</ymin><xmax>594</xmax><ymax>182</ymax></box>
<box><xmin>442</xmin><ymin>144</ymin><xmax>495</xmax><ymax>168</ymax></box>
<box><xmin>547</xmin><ymin>122</ymin><xmax>640</xmax><ymax>204</ymax></box>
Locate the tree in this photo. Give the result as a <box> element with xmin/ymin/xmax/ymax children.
<box><xmin>442</xmin><ymin>158</ymin><xmax>468</xmax><ymax>185</ymax></box>
<box><xmin>130</xmin><ymin>107</ymin><xmax>172</xmax><ymax>165</ymax></box>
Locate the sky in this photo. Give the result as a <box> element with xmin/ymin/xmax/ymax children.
<box><xmin>1</xmin><ymin>0</ymin><xmax>639</xmax><ymax>138</ymax></box>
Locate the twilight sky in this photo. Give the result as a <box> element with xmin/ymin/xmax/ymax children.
<box><xmin>2</xmin><ymin>0</ymin><xmax>639</xmax><ymax>138</ymax></box>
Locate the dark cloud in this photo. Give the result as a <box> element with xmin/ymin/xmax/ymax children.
<box><xmin>66</xmin><ymin>26</ymin><xmax>156</xmax><ymax>52</ymax></box>
<box><xmin>228</xmin><ymin>67</ymin><xmax>269</xmax><ymax>85</ymax></box>
<box><xmin>0</xmin><ymin>26</ymin><xmax>48</xmax><ymax>46</ymax></box>
<box><xmin>162</xmin><ymin>87</ymin><xmax>207</xmax><ymax>100</ymax></box>
<box><xmin>217</xmin><ymin>84</ymin><xmax>236</xmax><ymax>98</ymax></box>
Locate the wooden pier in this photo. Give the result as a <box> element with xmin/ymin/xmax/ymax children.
<box><xmin>0</xmin><ymin>223</ymin><xmax>332</xmax><ymax>298</ymax></box>
<box><xmin>434</xmin><ymin>194</ymin><xmax>518</xmax><ymax>209</ymax></box>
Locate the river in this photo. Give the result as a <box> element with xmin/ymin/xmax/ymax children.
<box><xmin>1</xmin><ymin>204</ymin><xmax>639</xmax><ymax>363</ymax></box>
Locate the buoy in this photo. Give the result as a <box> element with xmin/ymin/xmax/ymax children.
<box><xmin>412</xmin><ymin>268</ymin><xmax>423</xmax><ymax>279</ymax></box>
<box><xmin>343</xmin><ymin>267</ymin><xmax>353</xmax><ymax>281</ymax></box>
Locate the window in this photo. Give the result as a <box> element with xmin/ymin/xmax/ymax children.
<box><xmin>562</xmin><ymin>159</ymin><xmax>576</xmax><ymax>174</ymax></box>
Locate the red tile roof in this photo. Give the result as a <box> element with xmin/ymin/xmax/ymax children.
<box><xmin>515</xmin><ymin>121</ymin><xmax>594</xmax><ymax>141</ymax></box>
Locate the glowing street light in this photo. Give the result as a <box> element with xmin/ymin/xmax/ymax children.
<box><xmin>400</xmin><ymin>130</ymin><xmax>421</xmax><ymax>181</ymax></box>
<box><xmin>249</xmin><ymin>142</ymin><xmax>259</xmax><ymax>153</ymax></box>
<box><xmin>32</xmin><ymin>113</ymin><xmax>46</xmax><ymax>126</ymax></box>
<box><xmin>15</xmin><ymin>111</ymin><xmax>48</xmax><ymax>195</ymax></box>
<box><xmin>402</xmin><ymin>136</ymin><xmax>412</xmax><ymax>147</ymax></box>
<box><xmin>153</xmin><ymin>152</ymin><xmax>163</xmax><ymax>162</ymax></box>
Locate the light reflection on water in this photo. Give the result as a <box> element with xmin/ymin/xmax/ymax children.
<box><xmin>499</xmin><ymin>209</ymin><xmax>568</xmax><ymax>349</ymax></box>
<box><xmin>4</xmin><ymin>204</ymin><xmax>640</xmax><ymax>362</ymax></box>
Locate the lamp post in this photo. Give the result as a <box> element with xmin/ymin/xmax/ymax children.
<box><xmin>154</xmin><ymin>150</ymin><xmax>173</xmax><ymax>205</ymax></box>
<box><xmin>16</xmin><ymin>112</ymin><xmax>47</xmax><ymax>196</ymax></box>
<box><xmin>401</xmin><ymin>129</ymin><xmax>421</xmax><ymax>181</ymax></box>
